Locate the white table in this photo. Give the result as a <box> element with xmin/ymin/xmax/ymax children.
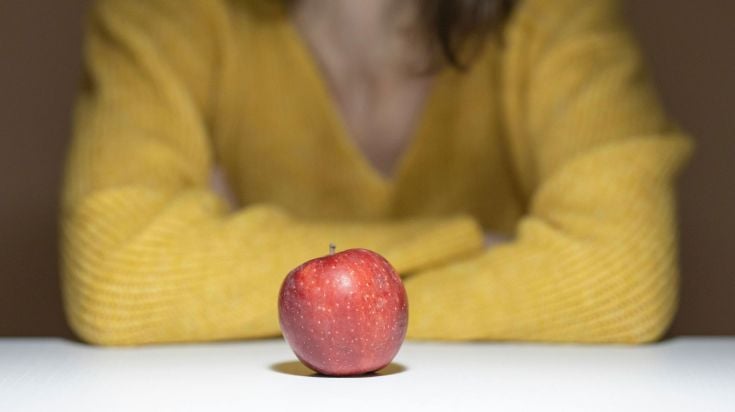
<box><xmin>1</xmin><ymin>337</ymin><xmax>733</xmax><ymax>412</ymax></box>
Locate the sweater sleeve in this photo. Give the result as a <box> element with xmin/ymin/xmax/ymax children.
<box><xmin>404</xmin><ymin>0</ymin><xmax>694</xmax><ymax>343</ymax></box>
<box><xmin>61</xmin><ymin>0</ymin><xmax>484</xmax><ymax>346</ymax></box>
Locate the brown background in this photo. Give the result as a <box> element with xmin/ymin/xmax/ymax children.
<box><xmin>0</xmin><ymin>1</ymin><xmax>733</xmax><ymax>338</ymax></box>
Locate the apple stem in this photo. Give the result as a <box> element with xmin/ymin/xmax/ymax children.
<box><xmin>329</xmin><ymin>243</ymin><xmax>336</xmax><ymax>256</ymax></box>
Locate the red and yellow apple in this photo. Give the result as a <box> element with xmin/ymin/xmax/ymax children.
<box><xmin>278</xmin><ymin>246</ymin><xmax>408</xmax><ymax>376</ymax></box>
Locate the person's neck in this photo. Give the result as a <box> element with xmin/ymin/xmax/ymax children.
<box><xmin>291</xmin><ymin>0</ymin><xmax>424</xmax><ymax>77</ymax></box>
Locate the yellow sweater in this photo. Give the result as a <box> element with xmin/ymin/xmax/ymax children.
<box><xmin>62</xmin><ymin>0</ymin><xmax>693</xmax><ymax>345</ymax></box>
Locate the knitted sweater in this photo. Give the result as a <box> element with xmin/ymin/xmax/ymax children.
<box><xmin>61</xmin><ymin>0</ymin><xmax>693</xmax><ymax>345</ymax></box>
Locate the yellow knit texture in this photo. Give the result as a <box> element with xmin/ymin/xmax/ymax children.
<box><xmin>61</xmin><ymin>0</ymin><xmax>693</xmax><ymax>345</ymax></box>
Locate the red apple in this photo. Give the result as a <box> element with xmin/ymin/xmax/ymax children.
<box><xmin>278</xmin><ymin>245</ymin><xmax>408</xmax><ymax>376</ymax></box>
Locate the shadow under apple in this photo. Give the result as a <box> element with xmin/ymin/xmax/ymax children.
<box><xmin>270</xmin><ymin>361</ymin><xmax>407</xmax><ymax>377</ymax></box>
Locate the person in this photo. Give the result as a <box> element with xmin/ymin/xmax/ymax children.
<box><xmin>61</xmin><ymin>0</ymin><xmax>693</xmax><ymax>346</ymax></box>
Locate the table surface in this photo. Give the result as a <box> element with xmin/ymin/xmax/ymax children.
<box><xmin>1</xmin><ymin>337</ymin><xmax>733</xmax><ymax>412</ymax></box>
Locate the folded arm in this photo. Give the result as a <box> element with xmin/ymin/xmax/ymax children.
<box><xmin>404</xmin><ymin>0</ymin><xmax>694</xmax><ymax>343</ymax></box>
<box><xmin>61</xmin><ymin>0</ymin><xmax>483</xmax><ymax>346</ymax></box>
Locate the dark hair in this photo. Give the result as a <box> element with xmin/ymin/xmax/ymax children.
<box><xmin>419</xmin><ymin>0</ymin><xmax>515</xmax><ymax>69</ymax></box>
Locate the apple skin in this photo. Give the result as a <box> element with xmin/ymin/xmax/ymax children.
<box><xmin>278</xmin><ymin>248</ymin><xmax>408</xmax><ymax>376</ymax></box>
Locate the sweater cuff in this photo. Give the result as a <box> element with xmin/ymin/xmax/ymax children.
<box><xmin>383</xmin><ymin>215</ymin><xmax>485</xmax><ymax>275</ymax></box>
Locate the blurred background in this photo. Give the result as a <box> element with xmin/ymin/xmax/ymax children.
<box><xmin>1</xmin><ymin>0</ymin><xmax>733</xmax><ymax>338</ymax></box>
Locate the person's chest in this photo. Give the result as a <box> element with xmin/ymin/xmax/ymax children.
<box><xmin>288</xmin><ymin>10</ymin><xmax>436</xmax><ymax>181</ymax></box>
<box><xmin>318</xmin><ymin>73</ymin><xmax>433</xmax><ymax>181</ymax></box>
<box><xmin>210</xmin><ymin>8</ymin><xmax>524</xmax><ymax>233</ymax></box>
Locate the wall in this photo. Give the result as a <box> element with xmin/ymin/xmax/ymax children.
<box><xmin>0</xmin><ymin>0</ymin><xmax>732</xmax><ymax>337</ymax></box>
<box><xmin>626</xmin><ymin>1</ymin><xmax>735</xmax><ymax>334</ymax></box>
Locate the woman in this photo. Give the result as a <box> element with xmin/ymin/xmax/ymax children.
<box><xmin>61</xmin><ymin>0</ymin><xmax>693</xmax><ymax>345</ymax></box>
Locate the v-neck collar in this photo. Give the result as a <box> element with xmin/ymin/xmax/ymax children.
<box><xmin>279</xmin><ymin>11</ymin><xmax>453</xmax><ymax>194</ymax></box>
